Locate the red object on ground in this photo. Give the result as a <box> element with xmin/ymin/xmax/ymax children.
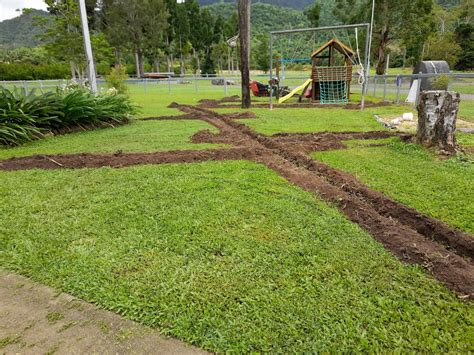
<box><xmin>250</xmin><ymin>81</ymin><xmax>270</xmax><ymax>97</ymax></box>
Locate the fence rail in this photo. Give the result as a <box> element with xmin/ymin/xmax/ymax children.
<box><xmin>1</xmin><ymin>72</ymin><xmax>472</xmax><ymax>105</ymax></box>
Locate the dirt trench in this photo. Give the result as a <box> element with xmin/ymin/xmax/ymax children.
<box><xmin>164</xmin><ymin>103</ymin><xmax>474</xmax><ymax>299</ymax></box>
<box><xmin>0</xmin><ymin>148</ymin><xmax>256</xmax><ymax>171</ymax></box>
<box><xmin>196</xmin><ymin>96</ymin><xmax>393</xmax><ymax>110</ymax></box>
<box><xmin>1</xmin><ymin>101</ymin><xmax>473</xmax><ymax>299</ymax></box>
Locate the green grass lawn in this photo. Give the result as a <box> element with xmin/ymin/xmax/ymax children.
<box><xmin>223</xmin><ymin>104</ymin><xmax>410</xmax><ymax>135</ymax></box>
<box><xmin>458</xmin><ymin>132</ymin><xmax>474</xmax><ymax>148</ymax></box>
<box><xmin>459</xmin><ymin>100</ymin><xmax>474</xmax><ymax>123</ymax></box>
<box><xmin>314</xmin><ymin>140</ymin><xmax>474</xmax><ymax>234</ymax></box>
<box><xmin>453</xmin><ymin>82</ymin><xmax>474</xmax><ymax>95</ymax></box>
<box><xmin>0</xmin><ymin>120</ymin><xmax>223</xmax><ymax>160</ymax></box>
<box><xmin>1</xmin><ymin>160</ymin><xmax>472</xmax><ymax>352</ymax></box>
<box><xmin>128</xmin><ymin>83</ymin><xmax>241</xmax><ymax>117</ymax></box>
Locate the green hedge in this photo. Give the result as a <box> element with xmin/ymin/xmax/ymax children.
<box><xmin>0</xmin><ymin>63</ymin><xmax>71</xmax><ymax>81</ymax></box>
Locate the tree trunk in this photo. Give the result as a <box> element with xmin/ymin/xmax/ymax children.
<box><xmin>135</xmin><ymin>51</ymin><xmax>141</xmax><ymax>78</ymax></box>
<box><xmin>180</xmin><ymin>54</ymin><xmax>185</xmax><ymax>76</ymax></box>
<box><xmin>137</xmin><ymin>50</ymin><xmax>145</xmax><ymax>78</ymax></box>
<box><xmin>416</xmin><ymin>91</ymin><xmax>460</xmax><ymax>154</ymax></box>
<box><xmin>114</xmin><ymin>49</ymin><xmax>122</xmax><ymax>65</ymax></box>
<box><xmin>375</xmin><ymin>26</ymin><xmax>389</xmax><ymax>75</ymax></box>
<box><xmin>238</xmin><ymin>0</ymin><xmax>251</xmax><ymax>108</ymax></box>
<box><xmin>69</xmin><ymin>61</ymin><xmax>76</xmax><ymax>80</ymax></box>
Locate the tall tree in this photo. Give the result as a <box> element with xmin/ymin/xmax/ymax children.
<box><xmin>306</xmin><ymin>1</ymin><xmax>321</xmax><ymax>27</ymax></box>
<box><xmin>454</xmin><ymin>0</ymin><xmax>474</xmax><ymax>70</ymax></box>
<box><xmin>238</xmin><ymin>0</ymin><xmax>251</xmax><ymax>108</ymax></box>
<box><xmin>254</xmin><ymin>33</ymin><xmax>270</xmax><ymax>72</ymax></box>
<box><xmin>37</xmin><ymin>0</ymin><xmax>113</xmax><ymax>79</ymax></box>
<box><xmin>334</xmin><ymin>0</ymin><xmax>434</xmax><ymax>74</ymax></box>
<box><xmin>103</xmin><ymin>0</ymin><xmax>168</xmax><ymax>77</ymax></box>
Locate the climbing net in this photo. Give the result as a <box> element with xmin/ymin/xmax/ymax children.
<box><xmin>314</xmin><ymin>66</ymin><xmax>351</xmax><ymax>104</ymax></box>
<box><xmin>269</xmin><ymin>24</ymin><xmax>370</xmax><ymax>107</ymax></box>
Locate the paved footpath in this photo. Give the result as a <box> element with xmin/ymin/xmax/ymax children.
<box><xmin>0</xmin><ymin>268</ymin><xmax>205</xmax><ymax>354</ymax></box>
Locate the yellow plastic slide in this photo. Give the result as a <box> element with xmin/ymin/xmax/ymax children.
<box><xmin>278</xmin><ymin>79</ymin><xmax>312</xmax><ymax>104</ymax></box>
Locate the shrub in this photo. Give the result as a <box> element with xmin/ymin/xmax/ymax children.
<box><xmin>431</xmin><ymin>75</ymin><xmax>450</xmax><ymax>90</ymax></box>
<box><xmin>0</xmin><ymin>86</ymin><xmax>136</xmax><ymax>146</ymax></box>
<box><xmin>0</xmin><ymin>63</ymin><xmax>70</xmax><ymax>81</ymax></box>
<box><xmin>105</xmin><ymin>65</ymin><xmax>129</xmax><ymax>94</ymax></box>
<box><xmin>0</xmin><ymin>88</ymin><xmax>62</xmax><ymax>145</ymax></box>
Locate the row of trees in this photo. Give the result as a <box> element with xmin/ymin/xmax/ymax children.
<box><xmin>1</xmin><ymin>0</ymin><xmax>472</xmax><ymax>79</ymax></box>
<box><xmin>331</xmin><ymin>0</ymin><xmax>473</xmax><ymax>73</ymax></box>
<box><xmin>34</xmin><ymin>0</ymin><xmax>240</xmax><ymax>78</ymax></box>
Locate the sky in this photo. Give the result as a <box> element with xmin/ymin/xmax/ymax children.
<box><xmin>0</xmin><ymin>0</ymin><xmax>48</xmax><ymax>22</ymax></box>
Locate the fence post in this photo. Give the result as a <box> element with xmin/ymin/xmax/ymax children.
<box><xmin>415</xmin><ymin>72</ymin><xmax>422</xmax><ymax>106</ymax></box>
<box><xmin>396</xmin><ymin>74</ymin><xmax>401</xmax><ymax>104</ymax></box>
<box><xmin>383</xmin><ymin>74</ymin><xmax>387</xmax><ymax>101</ymax></box>
<box><xmin>373</xmin><ymin>76</ymin><xmax>377</xmax><ymax>97</ymax></box>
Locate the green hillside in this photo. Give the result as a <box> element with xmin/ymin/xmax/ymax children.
<box><xmin>0</xmin><ymin>9</ymin><xmax>50</xmax><ymax>50</ymax></box>
<box><xmin>199</xmin><ymin>0</ymin><xmax>315</xmax><ymax>10</ymax></box>
<box><xmin>206</xmin><ymin>2</ymin><xmax>310</xmax><ymax>34</ymax></box>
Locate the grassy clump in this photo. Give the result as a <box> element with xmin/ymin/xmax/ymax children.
<box><xmin>231</xmin><ymin>105</ymin><xmax>411</xmax><ymax>135</ymax></box>
<box><xmin>0</xmin><ymin>86</ymin><xmax>136</xmax><ymax>146</ymax></box>
<box><xmin>0</xmin><ymin>119</ymin><xmax>225</xmax><ymax>160</ymax></box>
<box><xmin>105</xmin><ymin>65</ymin><xmax>129</xmax><ymax>95</ymax></box>
<box><xmin>0</xmin><ymin>161</ymin><xmax>472</xmax><ymax>352</ymax></box>
<box><xmin>314</xmin><ymin>140</ymin><xmax>474</xmax><ymax>234</ymax></box>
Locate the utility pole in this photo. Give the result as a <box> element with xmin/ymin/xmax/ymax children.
<box><xmin>79</xmin><ymin>0</ymin><xmax>97</xmax><ymax>93</ymax></box>
<box><xmin>366</xmin><ymin>0</ymin><xmax>375</xmax><ymax>93</ymax></box>
<box><xmin>238</xmin><ymin>0</ymin><xmax>251</xmax><ymax>108</ymax></box>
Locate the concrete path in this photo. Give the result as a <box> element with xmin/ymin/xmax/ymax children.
<box><xmin>0</xmin><ymin>268</ymin><xmax>205</xmax><ymax>354</ymax></box>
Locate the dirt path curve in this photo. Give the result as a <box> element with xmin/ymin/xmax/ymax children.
<box><xmin>0</xmin><ymin>268</ymin><xmax>205</xmax><ymax>354</ymax></box>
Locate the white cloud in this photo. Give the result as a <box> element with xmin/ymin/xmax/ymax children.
<box><xmin>0</xmin><ymin>0</ymin><xmax>48</xmax><ymax>22</ymax></box>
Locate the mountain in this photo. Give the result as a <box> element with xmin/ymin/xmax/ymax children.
<box><xmin>0</xmin><ymin>9</ymin><xmax>50</xmax><ymax>50</ymax></box>
<box><xmin>199</xmin><ymin>0</ymin><xmax>315</xmax><ymax>10</ymax></box>
<box><xmin>206</xmin><ymin>1</ymin><xmax>339</xmax><ymax>33</ymax></box>
<box><xmin>436</xmin><ymin>0</ymin><xmax>462</xmax><ymax>8</ymax></box>
<box><xmin>206</xmin><ymin>2</ymin><xmax>310</xmax><ymax>34</ymax></box>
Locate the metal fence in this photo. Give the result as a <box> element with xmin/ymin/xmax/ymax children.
<box><xmin>0</xmin><ymin>76</ymin><xmax>244</xmax><ymax>97</ymax></box>
<box><xmin>1</xmin><ymin>72</ymin><xmax>473</xmax><ymax>105</ymax></box>
<box><xmin>364</xmin><ymin>72</ymin><xmax>474</xmax><ymax>104</ymax></box>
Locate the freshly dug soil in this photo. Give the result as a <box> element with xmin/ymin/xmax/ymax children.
<box><xmin>164</xmin><ymin>103</ymin><xmax>474</xmax><ymax>299</ymax></box>
<box><xmin>0</xmin><ymin>148</ymin><xmax>255</xmax><ymax>171</ymax></box>
<box><xmin>197</xmin><ymin>97</ymin><xmax>393</xmax><ymax>110</ymax></box>
<box><xmin>2</xmin><ymin>100</ymin><xmax>473</xmax><ymax>299</ymax></box>
<box><xmin>271</xmin><ymin>131</ymin><xmax>398</xmax><ymax>153</ymax></box>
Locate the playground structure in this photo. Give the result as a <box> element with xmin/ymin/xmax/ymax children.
<box><xmin>311</xmin><ymin>39</ymin><xmax>355</xmax><ymax>103</ymax></box>
<box><xmin>268</xmin><ymin>23</ymin><xmax>370</xmax><ymax>107</ymax></box>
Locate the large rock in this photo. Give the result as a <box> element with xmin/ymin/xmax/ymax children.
<box><xmin>416</xmin><ymin>91</ymin><xmax>460</xmax><ymax>153</ymax></box>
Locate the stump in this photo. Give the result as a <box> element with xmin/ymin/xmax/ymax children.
<box><xmin>416</xmin><ymin>91</ymin><xmax>460</xmax><ymax>153</ymax></box>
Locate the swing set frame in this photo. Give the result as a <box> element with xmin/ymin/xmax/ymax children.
<box><xmin>268</xmin><ymin>23</ymin><xmax>371</xmax><ymax>109</ymax></box>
